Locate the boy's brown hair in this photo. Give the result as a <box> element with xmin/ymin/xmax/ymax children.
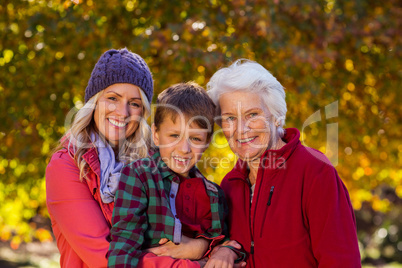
<box><xmin>154</xmin><ymin>82</ymin><xmax>216</xmax><ymax>139</ymax></box>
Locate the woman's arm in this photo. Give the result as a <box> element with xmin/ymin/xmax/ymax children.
<box><xmin>46</xmin><ymin>150</ymin><xmax>109</xmax><ymax>267</ymax></box>
<box><xmin>139</xmin><ymin>252</ymin><xmax>205</xmax><ymax>267</ymax></box>
<box><xmin>306</xmin><ymin>165</ymin><xmax>361</xmax><ymax>267</ymax></box>
<box><xmin>146</xmin><ymin>235</ymin><xmax>209</xmax><ymax>259</ymax></box>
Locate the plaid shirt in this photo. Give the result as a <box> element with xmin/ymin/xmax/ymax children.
<box><xmin>108</xmin><ymin>149</ymin><xmax>229</xmax><ymax>267</ymax></box>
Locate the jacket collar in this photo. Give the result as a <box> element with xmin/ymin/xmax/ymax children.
<box><xmin>62</xmin><ymin>135</ymin><xmax>101</xmax><ymax>179</ymax></box>
<box><xmin>82</xmin><ymin>148</ymin><xmax>101</xmax><ymax>178</ymax></box>
<box><xmin>226</xmin><ymin>128</ymin><xmax>301</xmax><ymax>180</ymax></box>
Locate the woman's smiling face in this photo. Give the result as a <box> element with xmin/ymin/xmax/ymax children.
<box><xmin>219</xmin><ymin>90</ymin><xmax>273</xmax><ymax>162</ymax></box>
<box><xmin>94</xmin><ymin>83</ymin><xmax>143</xmax><ymax>146</ymax></box>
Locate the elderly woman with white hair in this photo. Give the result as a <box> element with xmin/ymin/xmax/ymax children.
<box><xmin>206</xmin><ymin>60</ymin><xmax>361</xmax><ymax>267</ymax></box>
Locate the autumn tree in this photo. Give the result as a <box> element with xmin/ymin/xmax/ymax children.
<box><xmin>0</xmin><ymin>0</ymin><xmax>401</xmax><ymax>263</ymax></box>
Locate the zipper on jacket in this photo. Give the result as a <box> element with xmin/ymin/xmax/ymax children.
<box><xmin>247</xmin><ymin>178</ymin><xmax>255</xmax><ymax>257</ymax></box>
<box><xmin>250</xmin><ymin>157</ymin><xmax>267</xmax><ymax>267</ymax></box>
<box><xmin>267</xmin><ymin>186</ymin><xmax>275</xmax><ymax>206</ymax></box>
<box><xmin>259</xmin><ymin>185</ymin><xmax>275</xmax><ymax>238</ymax></box>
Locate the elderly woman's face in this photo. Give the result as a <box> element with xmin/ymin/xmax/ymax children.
<box><xmin>94</xmin><ymin>83</ymin><xmax>143</xmax><ymax>146</ymax></box>
<box><xmin>219</xmin><ymin>91</ymin><xmax>273</xmax><ymax>162</ymax></box>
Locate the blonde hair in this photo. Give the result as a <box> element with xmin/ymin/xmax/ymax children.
<box><xmin>54</xmin><ymin>89</ymin><xmax>151</xmax><ymax>180</ymax></box>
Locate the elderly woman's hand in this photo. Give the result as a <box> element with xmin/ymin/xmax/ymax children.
<box><xmin>204</xmin><ymin>240</ymin><xmax>247</xmax><ymax>268</ymax></box>
<box><xmin>145</xmin><ymin>235</ymin><xmax>209</xmax><ymax>260</ymax></box>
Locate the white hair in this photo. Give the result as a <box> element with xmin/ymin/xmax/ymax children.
<box><xmin>207</xmin><ymin>59</ymin><xmax>287</xmax><ymax>138</ymax></box>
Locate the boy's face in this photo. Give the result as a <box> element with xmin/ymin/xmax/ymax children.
<box><xmin>152</xmin><ymin>115</ymin><xmax>210</xmax><ymax>178</ymax></box>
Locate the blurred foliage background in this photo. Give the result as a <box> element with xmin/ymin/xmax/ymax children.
<box><xmin>0</xmin><ymin>0</ymin><xmax>401</xmax><ymax>266</ymax></box>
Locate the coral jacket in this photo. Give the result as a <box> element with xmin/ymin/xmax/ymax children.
<box><xmin>46</xmin><ymin>147</ymin><xmax>113</xmax><ymax>268</ymax></box>
<box><xmin>221</xmin><ymin>128</ymin><xmax>361</xmax><ymax>268</ymax></box>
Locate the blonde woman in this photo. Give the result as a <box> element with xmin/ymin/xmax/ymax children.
<box><xmin>46</xmin><ymin>48</ymin><xmax>153</xmax><ymax>267</ymax></box>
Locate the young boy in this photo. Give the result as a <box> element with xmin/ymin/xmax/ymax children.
<box><xmin>108</xmin><ymin>82</ymin><xmax>242</xmax><ymax>267</ymax></box>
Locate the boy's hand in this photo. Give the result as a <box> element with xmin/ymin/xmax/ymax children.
<box><xmin>145</xmin><ymin>235</ymin><xmax>209</xmax><ymax>260</ymax></box>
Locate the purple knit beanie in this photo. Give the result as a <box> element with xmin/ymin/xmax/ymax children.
<box><xmin>85</xmin><ymin>48</ymin><xmax>153</xmax><ymax>103</ymax></box>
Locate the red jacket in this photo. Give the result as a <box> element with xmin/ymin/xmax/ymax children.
<box><xmin>46</xmin><ymin>146</ymin><xmax>113</xmax><ymax>268</ymax></box>
<box><xmin>221</xmin><ymin>128</ymin><xmax>361</xmax><ymax>267</ymax></box>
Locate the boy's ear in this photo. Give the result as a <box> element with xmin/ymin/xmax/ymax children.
<box><xmin>151</xmin><ymin>123</ymin><xmax>159</xmax><ymax>146</ymax></box>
